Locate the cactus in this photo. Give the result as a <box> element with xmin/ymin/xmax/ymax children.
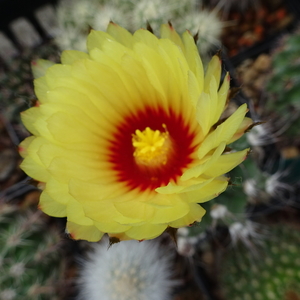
<box><xmin>241</xmin><ymin>28</ymin><xmax>300</xmax><ymax>210</ymax></box>
<box><xmin>77</xmin><ymin>237</ymin><xmax>176</xmax><ymax>300</ymax></box>
<box><xmin>220</xmin><ymin>225</ymin><xmax>300</xmax><ymax>299</ymax></box>
<box><xmin>55</xmin><ymin>0</ymin><xmax>224</xmax><ymax>57</ymax></box>
<box><xmin>241</xmin><ymin>29</ymin><xmax>300</xmax><ymax>159</ymax></box>
<box><xmin>0</xmin><ymin>203</ymin><xmax>66</xmax><ymax>300</ymax></box>
<box><xmin>207</xmin><ymin>0</ymin><xmax>261</xmax><ymax>12</ymax></box>
<box><xmin>264</xmin><ymin>28</ymin><xmax>300</xmax><ymax>146</ymax></box>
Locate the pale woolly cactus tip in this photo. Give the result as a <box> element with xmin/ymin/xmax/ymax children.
<box><xmin>229</xmin><ymin>221</ymin><xmax>266</xmax><ymax>252</ymax></box>
<box><xmin>176</xmin><ymin>9</ymin><xmax>224</xmax><ymax>55</ymax></box>
<box><xmin>55</xmin><ymin>0</ymin><xmax>202</xmax><ymax>51</ymax></box>
<box><xmin>210</xmin><ymin>204</ymin><xmax>229</xmax><ymax>220</ymax></box>
<box><xmin>177</xmin><ymin>236</ymin><xmax>198</xmax><ymax>257</ymax></box>
<box><xmin>0</xmin><ymin>289</ymin><xmax>17</xmax><ymax>300</ymax></box>
<box><xmin>265</xmin><ymin>171</ymin><xmax>294</xmax><ymax>199</ymax></box>
<box><xmin>9</xmin><ymin>262</ymin><xmax>25</xmax><ymax>278</ymax></box>
<box><xmin>91</xmin><ymin>5</ymin><xmax>127</xmax><ymax>32</ymax></box>
<box><xmin>243</xmin><ymin>178</ymin><xmax>259</xmax><ymax>198</ymax></box>
<box><xmin>243</xmin><ymin>178</ymin><xmax>270</xmax><ymax>204</ymax></box>
<box><xmin>55</xmin><ymin>20</ymin><xmax>89</xmax><ymax>52</ymax></box>
<box><xmin>246</xmin><ymin>121</ymin><xmax>294</xmax><ymax>148</ymax></box>
<box><xmin>176</xmin><ymin>227</ymin><xmax>199</xmax><ymax>256</ymax></box>
<box><xmin>57</xmin><ymin>0</ymin><xmax>99</xmax><ymax>29</ymax></box>
<box><xmin>56</xmin><ymin>0</ymin><xmax>100</xmax><ymax>51</ymax></box>
<box><xmin>177</xmin><ymin>227</ymin><xmax>189</xmax><ymax>237</ymax></box>
<box><xmin>77</xmin><ymin>238</ymin><xmax>176</xmax><ymax>300</ymax></box>
<box><xmin>246</xmin><ymin>123</ymin><xmax>272</xmax><ymax>146</ymax></box>
<box><xmin>131</xmin><ymin>0</ymin><xmax>183</xmax><ymax>32</ymax></box>
<box><xmin>56</xmin><ymin>0</ymin><xmax>128</xmax><ymax>51</ymax></box>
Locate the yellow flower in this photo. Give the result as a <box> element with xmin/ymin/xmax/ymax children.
<box><xmin>19</xmin><ymin>23</ymin><xmax>252</xmax><ymax>242</ymax></box>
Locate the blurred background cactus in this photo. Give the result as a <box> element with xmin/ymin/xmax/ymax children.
<box><xmin>0</xmin><ymin>203</ymin><xmax>67</xmax><ymax>300</ymax></box>
<box><xmin>77</xmin><ymin>236</ymin><xmax>177</xmax><ymax>300</ymax></box>
<box><xmin>1</xmin><ymin>0</ymin><xmax>300</xmax><ymax>299</ymax></box>
<box><xmin>0</xmin><ymin>41</ymin><xmax>59</xmax><ymax>126</ymax></box>
<box><xmin>55</xmin><ymin>0</ymin><xmax>225</xmax><ymax>59</ymax></box>
<box><xmin>264</xmin><ymin>28</ymin><xmax>300</xmax><ymax>148</ymax></box>
<box><xmin>220</xmin><ymin>225</ymin><xmax>300</xmax><ymax>299</ymax></box>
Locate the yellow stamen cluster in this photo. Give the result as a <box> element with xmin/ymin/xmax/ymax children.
<box><xmin>132</xmin><ymin>126</ymin><xmax>171</xmax><ymax>167</ymax></box>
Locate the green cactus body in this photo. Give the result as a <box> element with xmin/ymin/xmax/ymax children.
<box><xmin>220</xmin><ymin>225</ymin><xmax>300</xmax><ymax>300</ymax></box>
<box><xmin>265</xmin><ymin>29</ymin><xmax>300</xmax><ymax>142</ymax></box>
<box><xmin>0</xmin><ymin>204</ymin><xmax>65</xmax><ymax>300</ymax></box>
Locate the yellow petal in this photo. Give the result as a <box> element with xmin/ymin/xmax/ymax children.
<box><xmin>134</xmin><ymin>43</ymin><xmax>169</xmax><ymax>101</ymax></box>
<box><xmin>133</xmin><ymin>28</ymin><xmax>159</xmax><ymax>48</ymax></box>
<box><xmin>157</xmin><ymin>39</ymin><xmax>190</xmax><ymax>111</ymax></box>
<box><xmin>204</xmin><ymin>55</ymin><xmax>221</xmax><ymax>93</ymax></box>
<box><xmin>45</xmin><ymin>64</ymin><xmax>72</xmax><ymax>90</ymax></box>
<box><xmin>197</xmin><ymin>104</ymin><xmax>248</xmax><ymax>159</ymax></box>
<box><xmin>203</xmin><ymin>149</ymin><xmax>250</xmax><ymax>178</ymax></box>
<box><xmin>66</xmin><ymin>221</ymin><xmax>104</xmax><ymax>242</ymax></box>
<box><xmin>68</xmin><ymin>179</ymin><xmax>124</xmax><ymax>204</ymax></box>
<box><xmin>37</xmin><ymin>138</ymin><xmax>100</xmax><ymax>170</ymax></box>
<box><xmin>19</xmin><ymin>136</ymin><xmax>35</xmax><ymax>158</ymax></box>
<box><xmin>196</xmin><ymin>76</ymin><xmax>219</xmax><ymax>136</ymax></box>
<box><xmin>216</xmin><ymin>72</ymin><xmax>230</xmax><ymax>118</ymax></box>
<box><xmin>125</xmin><ymin>223</ymin><xmax>167</xmax><ymax>240</ymax></box>
<box><xmin>160</xmin><ymin>23</ymin><xmax>184</xmax><ymax>50</ymax></box>
<box><xmin>182</xmin><ymin>30</ymin><xmax>204</xmax><ymax>92</ymax></box>
<box><xmin>66</xmin><ymin>199</ymin><xmax>94</xmax><ymax>226</ymax></box>
<box><xmin>20</xmin><ymin>156</ymin><xmax>50</xmax><ymax>182</ymax></box>
<box><xmin>31</xmin><ymin>59</ymin><xmax>55</xmax><ymax>79</ymax></box>
<box><xmin>179</xmin><ymin>178</ymin><xmax>214</xmax><ymax>194</ymax></box>
<box><xmin>114</xmin><ymin>200</ymin><xmax>155</xmax><ymax>221</ymax></box>
<box><xmin>71</xmin><ymin>185</ymin><xmax>145</xmax><ymax>226</ymax></box>
<box><xmin>207</xmin><ymin>75</ymin><xmax>220</xmax><ymax>126</ymax></box>
<box><xmin>149</xmin><ymin>194</ymin><xmax>189</xmax><ymax>224</ymax></box>
<box><xmin>45</xmin><ymin>111</ymin><xmax>100</xmax><ymax>144</ymax></box>
<box><xmin>44</xmin><ymin>177</ymin><xmax>69</xmax><ymax>205</ymax></box>
<box><xmin>181</xmin><ymin>141</ymin><xmax>226</xmax><ymax>181</ymax></box>
<box><xmin>87</xmin><ymin>29</ymin><xmax>116</xmax><ymax>53</ymax></box>
<box><xmin>187</xmin><ymin>70</ymin><xmax>202</xmax><ymax>109</ymax></box>
<box><xmin>47</xmin><ymin>156</ymin><xmax>104</xmax><ymax>183</ymax></box>
<box><xmin>184</xmin><ymin>176</ymin><xmax>229</xmax><ymax>203</ymax></box>
<box><xmin>99</xmin><ymin>39</ymin><xmax>134</xmax><ymax>64</ymax></box>
<box><xmin>156</xmin><ymin>181</ymin><xmax>186</xmax><ymax>194</ymax></box>
<box><xmin>107</xmin><ymin>22</ymin><xmax>134</xmax><ymax>48</ymax></box>
<box><xmin>93</xmin><ymin>220</ymin><xmax>131</xmax><ymax>233</ymax></box>
<box><xmin>228</xmin><ymin>117</ymin><xmax>253</xmax><ymax>144</ymax></box>
<box><xmin>61</xmin><ymin>50</ymin><xmax>89</xmax><ymax>65</ymax></box>
<box><xmin>39</xmin><ymin>191</ymin><xmax>66</xmax><ymax>217</ymax></box>
<box><xmin>196</xmin><ymin>92</ymin><xmax>211</xmax><ymax>136</ymax></box>
<box><xmin>169</xmin><ymin>203</ymin><xmax>206</xmax><ymax>227</ymax></box>
<box><xmin>34</xmin><ymin>77</ymin><xmax>49</xmax><ymax>103</ymax></box>
<box><xmin>20</xmin><ymin>136</ymin><xmax>50</xmax><ymax>181</ymax></box>
<box><xmin>21</xmin><ymin>107</ymin><xmax>41</xmax><ymax>136</ymax></box>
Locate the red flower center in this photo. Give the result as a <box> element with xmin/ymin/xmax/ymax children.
<box><xmin>108</xmin><ymin>106</ymin><xmax>197</xmax><ymax>191</ymax></box>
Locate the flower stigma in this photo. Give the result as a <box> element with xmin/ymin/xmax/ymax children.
<box><xmin>132</xmin><ymin>125</ymin><xmax>172</xmax><ymax>168</ymax></box>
